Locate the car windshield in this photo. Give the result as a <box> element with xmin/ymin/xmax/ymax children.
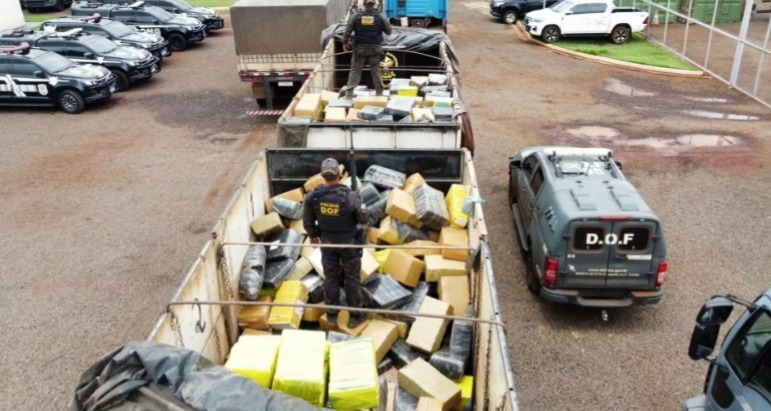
<box><xmin>166</xmin><ymin>0</ymin><xmax>192</xmax><ymax>11</ymax></box>
<box><xmin>103</xmin><ymin>20</ymin><xmax>134</xmax><ymax>37</ymax></box>
<box><xmin>551</xmin><ymin>0</ymin><xmax>574</xmax><ymax>12</ymax></box>
<box><xmin>83</xmin><ymin>35</ymin><xmax>118</xmax><ymax>53</ymax></box>
<box><xmin>32</xmin><ymin>51</ymin><xmax>74</xmax><ymax>73</ymax></box>
<box><xmin>146</xmin><ymin>8</ymin><xmax>175</xmax><ymax>21</ymax></box>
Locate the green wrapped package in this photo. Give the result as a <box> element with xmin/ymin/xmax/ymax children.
<box><xmin>328</xmin><ymin>339</ymin><xmax>380</xmax><ymax>410</ymax></box>
<box><xmin>224</xmin><ymin>334</ymin><xmax>281</xmax><ymax>388</ymax></box>
<box><xmin>272</xmin><ymin>329</ymin><xmax>328</xmax><ymax>407</ymax></box>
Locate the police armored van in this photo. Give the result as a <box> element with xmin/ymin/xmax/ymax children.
<box><xmin>0</xmin><ymin>43</ymin><xmax>117</xmax><ymax>114</ymax></box>
<box><xmin>508</xmin><ymin>147</ymin><xmax>667</xmax><ymax>308</ymax></box>
<box><xmin>41</xmin><ymin>14</ymin><xmax>171</xmax><ymax>62</ymax></box>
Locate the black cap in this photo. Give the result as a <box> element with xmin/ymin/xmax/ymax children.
<box><xmin>321</xmin><ymin>158</ymin><xmax>340</xmax><ymax>180</ymax></box>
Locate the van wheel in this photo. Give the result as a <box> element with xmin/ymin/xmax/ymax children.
<box><xmin>168</xmin><ymin>33</ymin><xmax>188</xmax><ymax>51</ymax></box>
<box><xmin>53</xmin><ymin>0</ymin><xmax>66</xmax><ymax>11</ymax></box>
<box><xmin>541</xmin><ymin>25</ymin><xmax>560</xmax><ymax>43</ymax></box>
<box><xmin>525</xmin><ymin>249</ymin><xmax>541</xmax><ymax>295</ymax></box>
<box><xmin>58</xmin><ymin>90</ymin><xmax>85</xmax><ymax>114</ymax></box>
<box><xmin>610</xmin><ymin>26</ymin><xmax>632</xmax><ymax>44</ymax></box>
<box><xmin>111</xmin><ymin>69</ymin><xmax>129</xmax><ymax>92</ymax></box>
<box><xmin>502</xmin><ymin>10</ymin><xmax>517</xmax><ymax>25</ymax></box>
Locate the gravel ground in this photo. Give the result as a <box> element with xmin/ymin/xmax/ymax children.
<box><xmin>1</xmin><ymin>4</ymin><xmax>770</xmax><ymax>410</ymax></box>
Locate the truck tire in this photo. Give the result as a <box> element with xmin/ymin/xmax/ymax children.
<box><xmin>168</xmin><ymin>33</ymin><xmax>188</xmax><ymax>51</ymax></box>
<box><xmin>502</xmin><ymin>10</ymin><xmax>518</xmax><ymax>24</ymax></box>
<box><xmin>111</xmin><ymin>69</ymin><xmax>130</xmax><ymax>92</ymax></box>
<box><xmin>58</xmin><ymin>90</ymin><xmax>85</xmax><ymax>114</ymax></box>
<box><xmin>541</xmin><ymin>25</ymin><xmax>560</xmax><ymax>43</ymax></box>
<box><xmin>610</xmin><ymin>25</ymin><xmax>632</xmax><ymax>44</ymax></box>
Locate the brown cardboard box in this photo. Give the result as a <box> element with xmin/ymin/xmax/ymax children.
<box><xmin>250</xmin><ymin>212</ymin><xmax>285</xmax><ymax>237</ymax></box>
<box><xmin>439</xmin><ymin>227</ymin><xmax>469</xmax><ymax>262</ymax></box>
<box><xmin>287</xmin><ymin>256</ymin><xmax>313</xmax><ymax>281</ymax></box>
<box><xmin>294</xmin><ymin>93</ymin><xmax>322</xmax><ymax>120</ymax></box>
<box><xmin>288</xmin><ymin>218</ymin><xmax>307</xmax><ymax>235</ymax></box>
<box><xmin>429</xmin><ymin>230</ymin><xmax>440</xmax><ymax>242</ymax></box>
<box><xmin>384</xmin><ymin>249</ymin><xmax>425</xmax><ymax>288</ymax></box>
<box><xmin>403</xmin><ymin>173</ymin><xmax>426</xmax><ymax>194</ymax></box>
<box><xmin>265</xmin><ymin>187</ymin><xmax>305</xmax><ymax>213</ymax></box>
<box><xmin>438</xmin><ymin>276</ymin><xmax>469</xmax><ymax>316</ymax></box>
<box><xmin>386</xmin><ymin>188</ymin><xmax>423</xmax><ymax>228</ymax></box>
<box><xmin>354</xmin><ymin>95</ymin><xmax>388</xmax><ymax>109</ymax></box>
<box><xmin>417</xmin><ymin>397</ymin><xmax>446</xmax><ymax>411</ymax></box>
<box><xmin>360</xmin><ymin>319</ymin><xmax>399</xmax><ymax>363</ymax></box>
<box><xmin>238</xmin><ymin>295</ymin><xmax>273</xmax><ymax>330</ymax></box>
<box><xmin>301</xmin><ymin>237</ymin><xmax>316</xmax><ymax>260</ymax></box>
<box><xmin>398</xmin><ymin>358</ymin><xmax>461</xmax><ymax>411</ymax></box>
<box><xmin>403</xmin><ymin>240</ymin><xmax>442</xmax><ymax>257</ymax></box>
<box><xmin>320</xmin><ymin>89</ymin><xmax>338</xmax><ymax>106</ymax></box>
<box><xmin>346</xmin><ymin>108</ymin><xmax>365</xmax><ymax>122</ymax></box>
<box><xmin>367</xmin><ymin>227</ymin><xmax>380</xmax><ymax>244</ymax></box>
<box><xmin>304</xmin><ymin>174</ymin><xmax>326</xmax><ymax>192</ymax></box>
<box><xmin>303</xmin><ymin>303</ymin><xmax>325</xmax><ymax>322</ymax></box>
<box><xmin>239</xmin><ymin>329</ymin><xmax>272</xmax><ymax>338</ymax></box>
<box><xmin>406</xmin><ymin>297</ymin><xmax>451</xmax><ymax>353</ymax></box>
<box><xmin>385</xmin><ymin>381</ymin><xmax>398</xmax><ymax>411</ymax></box>
<box><xmin>378</xmin><ymin>216</ymin><xmax>400</xmax><ymax>245</ymax></box>
<box><xmin>372</xmin><ymin>314</ymin><xmax>409</xmax><ymax>338</ymax></box>
<box><xmin>361</xmin><ymin>249</ymin><xmax>379</xmax><ymax>283</ymax></box>
<box><xmin>424</xmin><ymin>255</ymin><xmax>467</xmax><ymax>282</ymax></box>
<box><xmin>325</xmin><ymin>107</ymin><xmax>347</xmax><ymax>123</ymax></box>
<box><xmin>320</xmin><ymin>310</ymin><xmax>370</xmax><ymax>336</ymax></box>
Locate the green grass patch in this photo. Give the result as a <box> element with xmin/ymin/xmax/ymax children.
<box><xmin>536</xmin><ymin>32</ymin><xmax>700</xmax><ymax>71</ymax></box>
<box><xmin>187</xmin><ymin>0</ymin><xmax>236</xmax><ymax>7</ymax></box>
<box><xmin>24</xmin><ymin>14</ymin><xmax>62</xmax><ymax>23</ymax></box>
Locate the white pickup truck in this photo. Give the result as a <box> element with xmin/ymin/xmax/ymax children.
<box><xmin>524</xmin><ymin>0</ymin><xmax>649</xmax><ymax>44</ymax></box>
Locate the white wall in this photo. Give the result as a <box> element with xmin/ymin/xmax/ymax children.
<box><xmin>0</xmin><ymin>2</ymin><xmax>25</xmax><ymax>32</ymax></box>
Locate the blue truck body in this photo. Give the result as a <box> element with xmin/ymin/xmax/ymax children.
<box><xmin>384</xmin><ymin>0</ymin><xmax>448</xmax><ymax>25</ymax></box>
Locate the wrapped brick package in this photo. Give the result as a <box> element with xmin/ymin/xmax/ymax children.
<box><xmin>263</xmin><ymin>258</ymin><xmax>295</xmax><ymax>289</ymax></box>
<box><xmin>398</xmin><ymin>358</ymin><xmax>460</xmax><ymax>411</ymax></box>
<box><xmin>272</xmin><ymin>329</ymin><xmax>327</xmax><ymax>407</ymax></box>
<box><xmin>360</xmin><ymin>182</ymin><xmax>381</xmax><ymax>206</ymax></box>
<box><xmin>358</xmin><ymin>105</ymin><xmax>385</xmax><ymax>120</ymax></box>
<box><xmin>328</xmin><ymin>330</ymin><xmax>359</xmax><ymax>343</ymax></box>
<box><xmin>242</xmin><ymin>245</ymin><xmax>267</xmax><ymax>271</ymax></box>
<box><xmin>403</xmin><ymin>240</ymin><xmax>442</xmax><ymax>257</ymax></box>
<box><xmin>414</xmin><ymin>184</ymin><xmax>450</xmax><ymax>231</ymax></box>
<box><xmin>386</xmin><ymin>188</ymin><xmax>422</xmax><ymax>228</ymax></box>
<box><xmin>369</xmin><ymin>190</ymin><xmax>392</xmax><ymax>222</ymax></box>
<box><xmin>372</xmin><ymin>314</ymin><xmax>410</xmax><ymax>338</ymax></box>
<box><xmin>410</xmin><ymin>76</ymin><xmax>428</xmax><ymax>88</ymax></box>
<box><xmin>378</xmin><ymin>216</ymin><xmax>400</xmax><ymax>245</ymax></box>
<box><xmin>433</xmin><ymin>106</ymin><xmax>454</xmax><ymax>122</ymax></box>
<box><xmin>287</xmin><ymin>256</ymin><xmax>313</xmax><ymax>281</ymax></box>
<box><xmin>427</xmin><ymin>73</ymin><xmax>448</xmax><ymax>85</ymax></box>
<box><xmin>271</xmin><ymin>197</ymin><xmax>303</xmax><ymax>220</ymax></box>
<box><xmin>328</xmin><ymin>98</ymin><xmax>355</xmax><ymax>109</ymax></box>
<box><xmin>424</xmin><ymin>255</ymin><xmax>467</xmax><ymax>282</ymax></box>
<box><xmin>389</xmin><ymin>78</ymin><xmax>412</xmax><ymax>89</ymax></box>
<box><xmin>395</xmin><ymin>219</ymin><xmax>431</xmax><ymax>243</ymax></box>
<box><xmin>225</xmin><ymin>334</ymin><xmax>282</xmax><ymax>388</ymax></box>
<box><xmin>439</xmin><ymin>227</ymin><xmax>469</xmax><ymax>262</ymax></box>
<box><xmin>394</xmin><ymin>281</ymin><xmax>429</xmax><ymax>316</ymax></box>
<box><xmin>265</xmin><ymin>187</ymin><xmax>305</xmax><ymax>212</ymax></box>
<box><xmin>354</xmin><ymin>95</ymin><xmax>388</xmax><ymax>109</ymax></box>
<box><xmin>363</xmin><ymin>274</ymin><xmax>413</xmax><ymax>309</ymax></box>
<box><xmin>289</xmin><ymin>218</ymin><xmax>307</xmax><ymax>235</ymax></box>
<box><xmin>239</xmin><ymin>267</ymin><xmax>265</xmax><ymax>301</ymax></box>
<box><xmin>385</xmin><ymin>98</ymin><xmax>416</xmax><ymax>118</ymax></box>
<box><xmin>301</xmin><ymin>273</ymin><xmax>325</xmax><ymax>304</ymax></box>
<box><xmin>266</xmin><ymin>229</ymin><xmax>304</xmax><ymax>262</ymax></box>
<box><xmin>429</xmin><ymin>348</ymin><xmax>464</xmax><ymax>381</ymax></box>
<box><xmin>250</xmin><ymin>212</ymin><xmax>285</xmax><ymax>237</ymax></box>
<box><xmin>438</xmin><ymin>276</ymin><xmax>469</xmax><ymax>315</ymax></box>
<box><xmin>360</xmin><ymin>319</ymin><xmax>400</xmax><ymax>363</ymax></box>
<box><xmin>364</xmin><ymin>165</ymin><xmax>406</xmax><ymax>190</ymax></box>
<box><xmin>302</xmin><ymin>303</ymin><xmax>325</xmax><ymax>322</ymax></box>
<box><xmin>397</xmin><ymin>386</ymin><xmax>420</xmax><ymax>411</ymax></box>
<box><xmin>268</xmin><ymin>281</ymin><xmax>309</xmax><ymax>330</ymax></box>
<box><xmin>450</xmin><ymin>308</ymin><xmax>475</xmax><ymax>360</ymax></box>
<box><xmin>454</xmin><ymin>376</ymin><xmax>474</xmax><ymax>411</ymax></box>
<box><xmin>378</xmin><ymin>357</ymin><xmax>394</xmax><ymax>375</ymax></box>
<box><xmin>361</xmin><ymin>249</ymin><xmax>380</xmax><ymax>283</ymax></box>
<box><xmin>238</xmin><ymin>295</ymin><xmax>273</xmax><ymax>330</ymax></box>
<box><xmin>402</xmin><ymin>173</ymin><xmax>426</xmax><ymax>194</ymax></box>
<box><xmin>445</xmin><ymin>185</ymin><xmax>470</xmax><ymax>228</ymax></box>
<box><xmin>329</xmin><ymin>339</ymin><xmax>380</xmax><ymax>411</ymax></box>
<box><xmin>376</xmin><ymin>114</ymin><xmax>395</xmax><ymax>122</ymax></box>
<box><xmin>384</xmin><ymin>249</ymin><xmax>425</xmax><ymax>288</ymax></box>
<box><xmin>406</xmin><ymin>297</ymin><xmax>451</xmax><ymax>354</ymax></box>
<box><xmin>418</xmin><ymin>397</ymin><xmax>446</xmax><ymax>411</ymax></box>
<box><xmin>420</xmin><ymin>84</ymin><xmax>449</xmax><ymax>95</ymax></box>
<box><xmin>387</xmin><ymin>338</ymin><xmax>420</xmax><ymax>368</ymax></box>
<box><xmin>426</xmin><ymin>90</ymin><xmax>452</xmax><ymax>98</ymax></box>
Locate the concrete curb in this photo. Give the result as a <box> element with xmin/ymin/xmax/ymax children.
<box><xmin>512</xmin><ymin>22</ymin><xmax>705</xmax><ymax>78</ymax></box>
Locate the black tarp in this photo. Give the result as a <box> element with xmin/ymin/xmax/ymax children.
<box><xmin>70</xmin><ymin>341</ymin><xmax>323</xmax><ymax>411</ymax></box>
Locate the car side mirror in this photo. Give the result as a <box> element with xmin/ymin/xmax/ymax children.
<box><xmin>84</xmin><ymin>52</ymin><xmax>95</xmax><ymax>59</ymax></box>
<box><xmin>33</xmin><ymin>70</ymin><xmax>45</xmax><ymax>78</ymax></box>
<box><xmin>173</xmin><ymin>8</ymin><xmax>180</xmax><ymax>13</ymax></box>
<box><xmin>687</xmin><ymin>297</ymin><xmax>734</xmax><ymax>361</ymax></box>
<box><xmin>614</xmin><ymin>161</ymin><xmax>623</xmax><ymax>170</ymax></box>
<box><xmin>510</xmin><ymin>159</ymin><xmax>522</xmax><ymax>169</ymax></box>
<box><xmin>696</xmin><ymin>297</ymin><xmax>734</xmax><ymax>327</ymax></box>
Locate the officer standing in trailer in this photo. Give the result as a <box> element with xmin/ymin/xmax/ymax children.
<box><xmin>303</xmin><ymin>158</ymin><xmax>370</xmax><ymax>329</ymax></box>
<box><xmin>340</xmin><ymin>0</ymin><xmax>392</xmax><ymax>97</ymax></box>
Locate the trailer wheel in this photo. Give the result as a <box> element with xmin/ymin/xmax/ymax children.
<box><xmin>502</xmin><ymin>10</ymin><xmax>518</xmax><ymax>24</ymax></box>
<box><xmin>610</xmin><ymin>25</ymin><xmax>632</xmax><ymax>44</ymax></box>
<box><xmin>168</xmin><ymin>33</ymin><xmax>188</xmax><ymax>51</ymax></box>
<box><xmin>541</xmin><ymin>25</ymin><xmax>560</xmax><ymax>43</ymax></box>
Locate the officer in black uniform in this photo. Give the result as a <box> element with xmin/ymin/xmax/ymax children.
<box><xmin>341</xmin><ymin>0</ymin><xmax>392</xmax><ymax>97</ymax></box>
<box><xmin>302</xmin><ymin>158</ymin><xmax>370</xmax><ymax>329</ymax></box>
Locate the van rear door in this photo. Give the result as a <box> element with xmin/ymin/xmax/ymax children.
<box><xmin>563</xmin><ymin>221</ymin><xmax>614</xmax><ymax>289</ymax></box>
<box><xmin>605</xmin><ymin>220</ymin><xmax>657</xmax><ymax>290</ymax></box>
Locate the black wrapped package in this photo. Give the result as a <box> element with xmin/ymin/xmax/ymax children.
<box><xmin>363</xmin><ymin>274</ymin><xmax>413</xmax><ymax>309</ymax></box>
<box><xmin>264</xmin><ymin>258</ymin><xmax>295</xmax><ymax>289</ymax></box>
<box><xmin>239</xmin><ymin>246</ymin><xmax>267</xmax><ymax>300</ymax></box>
<box><xmin>450</xmin><ymin>307</ymin><xmax>475</xmax><ymax>359</ymax></box>
<box><xmin>327</xmin><ymin>98</ymin><xmax>354</xmax><ymax>109</ymax></box>
<box><xmin>387</xmin><ymin>338</ymin><xmax>419</xmax><ymax>368</ymax></box>
<box><xmin>301</xmin><ymin>273</ymin><xmax>325</xmax><ymax>304</ymax></box>
<box><xmin>271</xmin><ymin>197</ymin><xmax>303</xmax><ymax>220</ymax></box>
<box><xmin>385</xmin><ymin>98</ymin><xmax>416</xmax><ymax>118</ymax></box>
<box><xmin>394</xmin><ymin>219</ymin><xmax>431</xmax><ymax>243</ymax></box>
<box><xmin>377</xmin><ymin>357</ymin><xmax>393</xmax><ymax>374</ymax></box>
<box><xmin>429</xmin><ymin>348</ymin><xmax>464</xmax><ymax>381</ymax></box>
<box><xmin>368</xmin><ymin>190</ymin><xmax>391</xmax><ymax>222</ymax></box>
<box><xmin>397</xmin><ymin>386</ymin><xmax>419</xmax><ymax>411</ymax></box>
<box><xmin>420</xmin><ymin>84</ymin><xmax>449</xmax><ymax>95</ymax></box>
<box><xmin>328</xmin><ymin>331</ymin><xmax>359</xmax><ymax>343</ymax></box>
<box><xmin>392</xmin><ymin>282</ymin><xmax>429</xmax><ymax>323</ymax></box>
<box><xmin>413</xmin><ymin>184</ymin><xmax>450</xmax><ymax>230</ymax></box>
<box><xmin>432</xmin><ymin>106</ymin><xmax>454</xmax><ymax>122</ymax></box>
<box><xmin>428</xmin><ymin>73</ymin><xmax>448</xmax><ymax>85</ymax></box>
<box><xmin>265</xmin><ymin>229</ymin><xmax>303</xmax><ymax>261</ymax></box>
<box><xmin>358</xmin><ymin>105</ymin><xmax>385</xmax><ymax>120</ymax></box>
<box><xmin>360</xmin><ymin>182</ymin><xmax>380</xmax><ymax>206</ymax></box>
<box><xmin>364</xmin><ymin>165</ymin><xmax>406</xmax><ymax>190</ymax></box>
<box><xmin>375</xmin><ymin>114</ymin><xmax>395</xmax><ymax>122</ymax></box>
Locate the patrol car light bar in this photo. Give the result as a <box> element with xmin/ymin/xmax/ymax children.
<box><xmin>0</xmin><ymin>42</ymin><xmax>31</xmax><ymax>55</ymax></box>
<box><xmin>546</xmin><ymin>147</ymin><xmax>613</xmax><ymax>159</ymax></box>
<box><xmin>128</xmin><ymin>1</ymin><xmax>145</xmax><ymax>7</ymax></box>
<box><xmin>80</xmin><ymin>13</ymin><xmax>102</xmax><ymax>22</ymax></box>
<box><xmin>50</xmin><ymin>28</ymin><xmax>84</xmax><ymax>38</ymax></box>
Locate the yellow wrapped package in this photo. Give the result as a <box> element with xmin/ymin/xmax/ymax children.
<box><xmin>445</xmin><ymin>184</ymin><xmax>470</xmax><ymax>228</ymax></box>
<box><xmin>273</xmin><ymin>329</ymin><xmax>328</xmax><ymax>407</ymax></box>
<box><xmin>268</xmin><ymin>281</ymin><xmax>309</xmax><ymax>330</ymax></box>
<box><xmin>328</xmin><ymin>338</ymin><xmax>380</xmax><ymax>411</ymax></box>
<box><xmin>453</xmin><ymin>376</ymin><xmax>474</xmax><ymax>411</ymax></box>
<box><xmin>225</xmin><ymin>334</ymin><xmax>281</xmax><ymax>388</ymax></box>
<box><xmin>238</xmin><ymin>295</ymin><xmax>273</xmax><ymax>330</ymax></box>
<box><xmin>374</xmin><ymin>249</ymin><xmax>391</xmax><ymax>273</ymax></box>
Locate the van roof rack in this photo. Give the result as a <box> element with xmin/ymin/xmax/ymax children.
<box><xmin>74</xmin><ymin>13</ymin><xmax>102</xmax><ymax>22</ymax></box>
<box><xmin>0</xmin><ymin>30</ymin><xmax>35</xmax><ymax>38</ymax></box>
<box><xmin>127</xmin><ymin>1</ymin><xmax>145</xmax><ymax>7</ymax></box>
<box><xmin>42</xmin><ymin>27</ymin><xmax>84</xmax><ymax>38</ymax></box>
<box><xmin>0</xmin><ymin>42</ymin><xmax>31</xmax><ymax>55</ymax></box>
<box><xmin>546</xmin><ymin>147</ymin><xmax>613</xmax><ymax>159</ymax></box>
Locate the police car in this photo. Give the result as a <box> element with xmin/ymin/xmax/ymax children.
<box><xmin>0</xmin><ymin>28</ymin><xmax>160</xmax><ymax>92</ymax></box>
<box><xmin>508</xmin><ymin>146</ymin><xmax>668</xmax><ymax>308</ymax></box>
<box><xmin>71</xmin><ymin>1</ymin><xmax>207</xmax><ymax>51</ymax></box>
<box><xmin>20</xmin><ymin>0</ymin><xmax>72</xmax><ymax>12</ymax></box>
<box><xmin>0</xmin><ymin>43</ymin><xmax>117</xmax><ymax>114</ymax></box>
<box><xmin>99</xmin><ymin>0</ymin><xmax>224</xmax><ymax>31</ymax></box>
<box><xmin>41</xmin><ymin>14</ymin><xmax>171</xmax><ymax>63</ymax></box>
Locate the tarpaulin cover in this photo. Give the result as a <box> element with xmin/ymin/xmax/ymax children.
<box><xmin>328</xmin><ymin>339</ymin><xmax>380</xmax><ymax>410</ymax></box>
<box><xmin>70</xmin><ymin>340</ymin><xmax>322</xmax><ymax>411</ymax></box>
<box><xmin>320</xmin><ymin>25</ymin><xmax>460</xmax><ymax>74</ymax></box>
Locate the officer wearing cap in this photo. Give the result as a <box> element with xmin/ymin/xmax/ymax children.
<box><xmin>303</xmin><ymin>158</ymin><xmax>370</xmax><ymax>329</ymax></box>
<box><xmin>341</xmin><ymin>0</ymin><xmax>392</xmax><ymax>97</ymax></box>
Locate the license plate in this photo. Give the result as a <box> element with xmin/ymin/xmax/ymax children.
<box><xmin>278</xmin><ymin>81</ymin><xmax>293</xmax><ymax>87</ymax></box>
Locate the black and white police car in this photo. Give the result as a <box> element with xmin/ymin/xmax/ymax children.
<box><xmin>71</xmin><ymin>1</ymin><xmax>207</xmax><ymax>51</ymax></box>
<box><xmin>0</xmin><ymin>43</ymin><xmax>117</xmax><ymax>114</ymax></box>
<box><xmin>41</xmin><ymin>14</ymin><xmax>171</xmax><ymax>63</ymax></box>
<box><xmin>99</xmin><ymin>0</ymin><xmax>224</xmax><ymax>31</ymax></box>
<box><xmin>20</xmin><ymin>0</ymin><xmax>73</xmax><ymax>12</ymax></box>
<box><xmin>0</xmin><ymin>28</ymin><xmax>160</xmax><ymax>92</ymax></box>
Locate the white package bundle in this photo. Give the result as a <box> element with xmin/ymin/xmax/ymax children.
<box><xmin>413</xmin><ymin>184</ymin><xmax>449</xmax><ymax>231</ymax></box>
<box><xmin>364</xmin><ymin>165</ymin><xmax>406</xmax><ymax>190</ymax></box>
<box><xmin>428</xmin><ymin>73</ymin><xmax>448</xmax><ymax>85</ymax></box>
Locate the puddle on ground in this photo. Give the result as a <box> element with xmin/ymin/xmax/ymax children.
<box><xmin>682</xmin><ymin>110</ymin><xmax>759</xmax><ymax>121</ymax></box>
<box><xmin>566</xmin><ymin>126</ymin><xmax>619</xmax><ymax>139</ymax></box>
<box><xmin>562</xmin><ymin>126</ymin><xmax>744</xmax><ymax>152</ymax></box>
<box><xmin>602</xmin><ymin>78</ymin><xmax>656</xmax><ymax>97</ymax></box>
<box><xmin>682</xmin><ymin>96</ymin><xmax>730</xmax><ymax>103</ymax></box>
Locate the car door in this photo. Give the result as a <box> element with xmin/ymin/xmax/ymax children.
<box><xmin>63</xmin><ymin>42</ymin><xmax>101</xmax><ymax>66</ymax></box>
<box><xmin>583</xmin><ymin>3</ymin><xmax>610</xmax><ymax>33</ymax></box>
<box><xmin>605</xmin><ymin>220</ymin><xmax>657</xmax><ymax>289</ymax></box>
<box><xmin>8</xmin><ymin>59</ymin><xmax>50</xmax><ymax>104</ymax></box>
<box><xmin>517</xmin><ymin>155</ymin><xmax>544</xmax><ymax>242</ymax></box>
<box><xmin>561</xmin><ymin>4</ymin><xmax>589</xmax><ymax>34</ymax></box>
<box><xmin>563</xmin><ymin>220</ymin><xmax>612</xmax><ymax>289</ymax></box>
<box><xmin>0</xmin><ymin>57</ymin><xmax>13</xmax><ymax>103</ymax></box>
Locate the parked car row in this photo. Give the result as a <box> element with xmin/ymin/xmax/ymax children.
<box><xmin>1</xmin><ymin>0</ymin><xmax>223</xmax><ymax>114</ymax></box>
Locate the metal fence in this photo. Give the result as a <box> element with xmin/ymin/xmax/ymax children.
<box><xmin>627</xmin><ymin>0</ymin><xmax>770</xmax><ymax>108</ymax></box>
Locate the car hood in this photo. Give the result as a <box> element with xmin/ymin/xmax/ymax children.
<box><xmin>59</xmin><ymin>63</ymin><xmax>111</xmax><ymax>80</ymax></box>
<box><xmin>526</xmin><ymin>8</ymin><xmax>558</xmax><ymax>19</ymax></box>
<box><xmin>121</xmin><ymin>31</ymin><xmax>162</xmax><ymax>44</ymax></box>
<box><xmin>169</xmin><ymin>15</ymin><xmax>202</xmax><ymax>26</ymax></box>
<box><xmin>186</xmin><ymin>7</ymin><xmax>217</xmax><ymax>17</ymax></box>
<box><xmin>104</xmin><ymin>46</ymin><xmax>153</xmax><ymax>61</ymax></box>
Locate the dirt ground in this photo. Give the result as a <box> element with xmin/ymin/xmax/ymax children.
<box><xmin>1</xmin><ymin>3</ymin><xmax>770</xmax><ymax>410</ymax></box>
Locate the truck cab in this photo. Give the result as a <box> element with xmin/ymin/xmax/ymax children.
<box><xmin>508</xmin><ymin>146</ymin><xmax>667</xmax><ymax>308</ymax></box>
<box><xmin>685</xmin><ymin>290</ymin><xmax>771</xmax><ymax>411</ymax></box>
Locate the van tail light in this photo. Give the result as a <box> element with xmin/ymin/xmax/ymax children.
<box><xmin>643</xmin><ymin>16</ymin><xmax>649</xmax><ymax>25</ymax></box>
<box><xmin>544</xmin><ymin>258</ymin><xmax>558</xmax><ymax>287</ymax></box>
<box><xmin>656</xmin><ymin>261</ymin><xmax>668</xmax><ymax>285</ymax></box>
